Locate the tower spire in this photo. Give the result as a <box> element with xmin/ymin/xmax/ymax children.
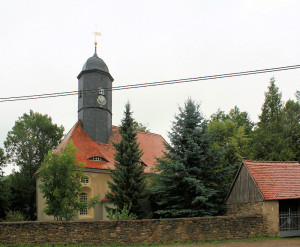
<box><xmin>93</xmin><ymin>30</ymin><xmax>101</xmax><ymax>56</ymax></box>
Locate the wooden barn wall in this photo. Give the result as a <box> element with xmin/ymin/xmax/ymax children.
<box><xmin>227</xmin><ymin>164</ymin><xmax>264</xmax><ymax>204</ymax></box>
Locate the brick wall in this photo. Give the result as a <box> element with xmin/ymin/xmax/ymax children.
<box><xmin>0</xmin><ymin>215</ymin><xmax>268</xmax><ymax>245</ymax></box>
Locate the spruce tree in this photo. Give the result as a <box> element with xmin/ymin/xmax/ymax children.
<box><xmin>152</xmin><ymin>99</ymin><xmax>224</xmax><ymax>218</ymax></box>
<box><xmin>106</xmin><ymin>102</ymin><xmax>146</xmax><ymax>218</ymax></box>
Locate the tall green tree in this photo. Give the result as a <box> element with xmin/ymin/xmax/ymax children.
<box><xmin>0</xmin><ymin>148</ymin><xmax>10</xmax><ymax>220</ymax></box>
<box><xmin>133</xmin><ymin>121</ymin><xmax>150</xmax><ymax>132</ymax></box>
<box><xmin>0</xmin><ymin>148</ymin><xmax>5</xmax><ymax>177</ymax></box>
<box><xmin>208</xmin><ymin>119</ymin><xmax>250</xmax><ymax>193</ymax></box>
<box><xmin>4</xmin><ymin>110</ymin><xmax>64</xmax><ymax>220</ymax></box>
<box><xmin>211</xmin><ymin>106</ymin><xmax>254</xmax><ymax>135</ymax></box>
<box><xmin>152</xmin><ymin>99</ymin><xmax>224</xmax><ymax>218</ymax></box>
<box><xmin>252</xmin><ymin>78</ymin><xmax>292</xmax><ymax>161</ymax></box>
<box><xmin>208</xmin><ymin>120</ymin><xmax>250</xmax><ymax>166</ymax></box>
<box><xmin>282</xmin><ymin>98</ymin><xmax>300</xmax><ymax>161</ymax></box>
<box><xmin>39</xmin><ymin>141</ymin><xmax>99</xmax><ymax>221</ymax></box>
<box><xmin>105</xmin><ymin>103</ymin><xmax>146</xmax><ymax>218</ymax></box>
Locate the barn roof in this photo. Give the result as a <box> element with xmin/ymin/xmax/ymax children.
<box><xmin>55</xmin><ymin>120</ymin><xmax>167</xmax><ymax>173</ymax></box>
<box><xmin>244</xmin><ymin>160</ymin><xmax>300</xmax><ymax>200</ymax></box>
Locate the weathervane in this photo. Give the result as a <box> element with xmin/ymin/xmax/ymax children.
<box><xmin>93</xmin><ymin>26</ymin><xmax>101</xmax><ymax>55</ymax></box>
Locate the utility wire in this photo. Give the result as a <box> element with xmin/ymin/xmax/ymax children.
<box><xmin>1</xmin><ymin>65</ymin><xmax>300</xmax><ymax>103</ymax></box>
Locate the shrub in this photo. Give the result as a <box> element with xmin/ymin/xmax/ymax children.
<box><xmin>4</xmin><ymin>210</ymin><xmax>25</xmax><ymax>222</ymax></box>
<box><xmin>107</xmin><ymin>204</ymin><xmax>137</xmax><ymax>220</ymax></box>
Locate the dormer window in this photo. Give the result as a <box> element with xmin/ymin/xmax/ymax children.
<box><xmin>87</xmin><ymin>156</ymin><xmax>108</xmax><ymax>162</ymax></box>
<box><xmin>137</xmin><ymin>161</ymin><xmax>146</xmax><ymax>167</ymax></box>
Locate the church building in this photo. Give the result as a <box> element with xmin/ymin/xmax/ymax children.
<box><xmin>36</xmin><ymin>42</ymin><xmax>167</xmax><ymax>221</ymax></box>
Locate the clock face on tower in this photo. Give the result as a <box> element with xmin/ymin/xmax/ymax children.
<box><xmin>97</xmin><ymin>95</ymin><xmax>106</xmax><ymax>107</ymax></box>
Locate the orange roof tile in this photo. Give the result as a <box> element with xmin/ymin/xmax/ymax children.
<box><xmin>56</xmin><ymin>120</ymin><xmax>167</xmax><ymax>173</ymax></box>
<box><xmin>244</xmin><ymin>160</ymin><xmax>300</xmax><ymax>200</ymax></box>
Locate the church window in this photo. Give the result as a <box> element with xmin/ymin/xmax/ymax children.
<box><xmin>81</xmin><ymin>176</ymin><xmax>89</xmax><ymax>184</ymax></box>
<box><xmin>80</xmin><ymin>193</ymin><xmax>88</xmax><ymax>215</ymax></box>
<box><xmin>87</xmin><ymin>156</ymin><xmax>108</xmax><ymax>162</ymax></box>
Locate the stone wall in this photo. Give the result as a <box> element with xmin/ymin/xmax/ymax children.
<box><xmin>227</xmin><ymin>201</ymin><xmax>279</xmax><ymax>236</ymax></box>
<box><xmin>0</xmin><ymin>215</ymin><xmax>267</xmax><ymax>245</ymax></box>
<box><xmin>227</xmin><ymin>201</ymin><xmax>264</xmax><ymax>216</ymax></box>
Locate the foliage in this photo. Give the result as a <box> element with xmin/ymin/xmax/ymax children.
<box><xmin>208</xmin><ymin>106</ymin><xmax>253</xmax><ymax>180</ymax></box>
<box><xmin>107</xmin><ymin>203</ymin><xmax>138</xmax><ymax>220</ymax></box>
<box><xmin>282</xmin><ymin>99</ymin><xmax>300</xmax><ymax>161</ymax></box>
<box><xmin>252</xmin><ymin>78</ymin><xmax>298</xmax><ymax>161</ymax></box>
<box><xmin>4</xmin><ymin>210</ymin><xmax>25</xmax><ymax>222</ymax></box>
<box><xmin>211</xmin><ymin>106</ymin><xmax>254</xmax><ymax>135</ymax></box>
<box><xmin>0</xmin><ymin>177</ymin><xmax>11</xmax><ymax>220</ymax></box>
<box><xmin>133</xmin><ymin>121</ymin><xmax>150</xmax><ymax>132</ymax></box>
<box><xmin>39</xmin><ymin>141</ymin><xmax>100</xmax><ymax>221</ymax></box>
<box><xmin>151</xmin><ymin>99</ymin><xmax>225</xmax><ymax>218</ymax></box>
<box><xmin>106</xmin><ymin>102</ymin><xmax>146</xmax><ymax>218</ymax></box>
<box><xmin>0</xmin><ymin>148</ymin><xmax>6</xmax><ymax>177</ymax></box>
<box><xmin>208</xmin><ymin>119</ymin><xmax>250</xmax><ymax>190</ymax></box>
<box><xmin>5</xmin><ymin>110</ymin><xmax>64</xmax><ymax>172</ymax></box>
<box><xmin>0</xmin><ymin>148</ymin><xmax>10</xmax><ymax>219</ymax></box>
<box><xmin>4</xmin><ymin>110</ymin><xmax>64</xmax><ymax>220</ymax></box>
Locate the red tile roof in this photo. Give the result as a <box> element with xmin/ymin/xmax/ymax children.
<box><xmin>55</xmin><ymin>120</ymin><xmax>167</xmax><ymax>173</ymax></box>
<box><xmin>244</xmin><ymin>160</ymin><xmax>300</xmax><ymax>200</ymax></box>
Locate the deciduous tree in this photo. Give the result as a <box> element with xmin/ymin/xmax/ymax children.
<box><xmin>211</xmin><ymin>106</ymin><xmax>254</xmax><ymax>135</ymax></box>
<box><xmin>4</xmin><ymin>110</ymin><xmax>64</xmax><ymax>220</ymax></box>
<box><xmin>0</xmin><ymin>148</ymin><xmax>10</xmax><ymax>220</ymax></box>
<box><xmin>39</xmin><ymin>141</ymin><xmax>99</xmax><ymax>221</ymax></box>
<box><xmin>282</xmin><ymin>98</ymin><xmax>300</xmax><ymax>161</ymax></box>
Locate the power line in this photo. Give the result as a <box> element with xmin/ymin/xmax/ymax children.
<box><xmin>1</xmin><ymin>64</ymin><xmax>300</xmax><ymax>103</ymax></box>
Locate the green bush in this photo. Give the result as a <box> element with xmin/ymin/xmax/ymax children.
<box><xmin>4</xmin><ymin>210</ymin><xmax>25</xmax><ymax>222</ymax></box>
<box><xmin>107</xmin><ymin>204</ymin><xmax>137</xmax><ymax>220</ymax></box>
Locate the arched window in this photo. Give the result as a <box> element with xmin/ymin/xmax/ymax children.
<box><xmin>80</xmin><ymin>193</ymin><xmax>88</xmax><ymax>215</ymax></box>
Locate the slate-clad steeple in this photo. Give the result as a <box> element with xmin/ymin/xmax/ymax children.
<box><xmin>77</xmin><ymin>44</ymin><xmax>114</xmax><ymax>143</ymax></box>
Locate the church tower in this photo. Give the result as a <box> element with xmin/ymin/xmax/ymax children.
<box><xmin>77</xmin><ymin>41</ymin><xmax>114</xmax><ymax>143</ymax></box>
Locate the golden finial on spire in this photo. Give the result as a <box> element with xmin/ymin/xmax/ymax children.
<box><xmin>93</xmin><ymin>26</ymin><xmax>101</xmax><ymax>55</ymax></box>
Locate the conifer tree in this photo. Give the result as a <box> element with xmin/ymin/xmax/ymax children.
<box><xmin>106</xmin><ymin>102</ymin><xmax>146</xmax><ymax>218</ymax></box>
<box><xmin>252</xmin><ymin>78</ymin><xmax>288</xmax><ymax>160</ymax></box>
<box><xmin>152</xmin><ymin>99</ymin><xmax>224</xmax><ymax>218</ymax></box>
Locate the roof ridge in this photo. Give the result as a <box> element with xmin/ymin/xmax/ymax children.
<box><xmin>112</xmin><ymin>125</ymin><xmax>164</xmax><ymax>137</ymax></box>
<box><xmin>54</xmin><ymin>120</ymin><xmax>81</xmax><ymax>153</ymax></box>
<box><xmin>244</xmin><ymin>160</ymin><xmax>299</xmax><ymax>164</ymax></box>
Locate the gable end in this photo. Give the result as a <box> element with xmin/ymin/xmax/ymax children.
<box><xmin>226</xmin><ymin>162</ymin><xmax>264</xmax><ymax>204</ymax></box>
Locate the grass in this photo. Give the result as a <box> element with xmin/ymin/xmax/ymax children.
<box><xmin>2</xmin><ymin>237</ymin><xmax>300</xmax><ymax>247</ymax></box>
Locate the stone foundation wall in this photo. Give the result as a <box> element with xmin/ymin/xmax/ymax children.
<box><xmin>227</xmin><ymin>201</ymin><xmax>264</xmax><ymax>216</ymax></box>
<box><xmin>227</xmin><ymin>201</ymin><xmax>279</xmax><ymax>236</ymax></box>
<box><xmin>0</xmin><ymin>215</ymin><xmax>267</xmax><ymax>245</ymax></box>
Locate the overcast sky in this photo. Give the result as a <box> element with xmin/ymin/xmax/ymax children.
<box><xmin>1</xmin><ymin>0</ymin><xmax>299</xmax><ymax>175</ymax></box>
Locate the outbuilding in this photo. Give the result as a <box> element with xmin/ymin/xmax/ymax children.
<box><xmin>226</xmin><ymin>160</ymin><xmax>300</xmax><ymax>237</ymax></box>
